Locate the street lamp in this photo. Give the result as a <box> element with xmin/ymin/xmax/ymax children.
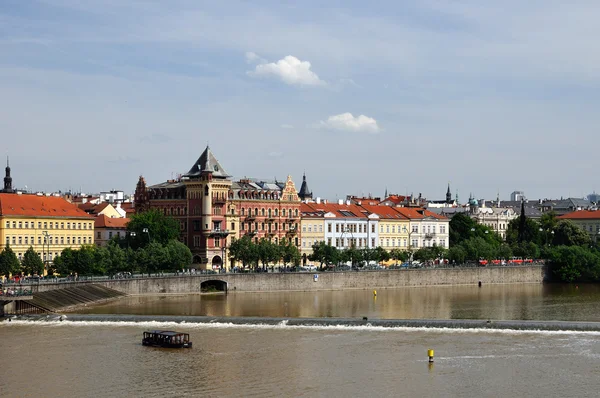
<box><xmin>402</xmin><ymin>226</ymin><xmax>414</xmax><ymax>262</ymax></box>
<box><xmin>142</xmin><ymin>228</ymin><xmax>150</xmax><ymax>243</ymax></box>
<box><xmin>42</xmin><ymin>231</ymin><xmax>50</xmax><ymax>275</ymax></box>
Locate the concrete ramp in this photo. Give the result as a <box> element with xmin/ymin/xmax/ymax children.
<box><xmin>21</xmin><ymin>285</ymin><xmax>127</xmax><ymax>314</ymax></box>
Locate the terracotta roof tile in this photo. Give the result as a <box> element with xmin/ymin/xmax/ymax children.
<box><xmin>94</xmin><ymin>214</ymin><xmax>130</xmax><ymax>228</ymax></box>
<box><xmin>558</xmin><ymin>210</ymin><xmax>600</xmax><ymax>220</ymax></box>
<box><xmin>0</xmin><ymin>193</ymin><xmax>94</xmax><ymax>219</ymax></box>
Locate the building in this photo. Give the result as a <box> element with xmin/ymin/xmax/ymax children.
<box><xmin>394</xmin><ymin>207</ymin><xmax>450</xmax><ymax>249</ymax></box>
<box><xmin>359</xmin><ymin>203</ymin><xmax>410</xmax><ymax>251</ymax></box>
<box><xmin>469</xmin><ymin>204</ymin><xmax>517</xmax><ymax>239</ymax></box>
<box><xmin>134</xmin><ymin>146</ymin><xmax>302</xmax><ymax>270</ymax></box>
<box><xmin>303</xmin><ymin>200</ymin><xmax>380</xmax><ymax>250</ymax></box>
<box><xmin>0</xmin><ymin>193</ymin><xmax>95</xmax><ymax>270</ymax></box>
<box><xmin>300</xmin><ymin>201</ymin><xmax>326</xmax><ymax>260</ymax></box>
<box><xmin>79</xmin><ymin>202</ymin><xmax>123</xmax><ymax>218</ymax></box>
<box><xmin>540</xmin><ymin>198</ymin><xmax>592</xmax><ymax>215</ymax></box>
<box><xmin>231</xmin><ymin>176</ymin><xmax>301</xmax><ymax>248</ymax></box>
<box><xmin>94</xmin><ymin>214</ymin><xmax>129</xmax><ymax>246</ymax></box>
<box><xmin>557</xmin><ymin>210</ymin><xmax>600</xmax><ymax>242</ymax></box>
<box><xmin>511</xmin><ymin>191</ymin><xmax>526</xmax><ymax>202</ymax></box>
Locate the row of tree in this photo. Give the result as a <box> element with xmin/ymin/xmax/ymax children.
<box><xmin>0</xmin><ymin>245</ymin><xmax>45</xmax><ymax>277</ymax></box>
<box><xmin>228</xmin><ymin>236</ymin><xmax>302</xmax><ymax>269</ymax></box>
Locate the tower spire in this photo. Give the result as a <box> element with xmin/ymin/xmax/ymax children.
<box><xmin>3</xmin><ymin>155</ymin><xmax>13</xmax><ymax>193</ymax></box>
<box><xmin>446</xmin><ymin>182</ymin><xmax>452</xmax><ymax>204</ymax></box>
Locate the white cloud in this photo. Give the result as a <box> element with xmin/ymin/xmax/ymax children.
<box><xmin>247</xmin><ymin>55</ymin><xmax>326</xmax><ymax>86</ymax></box>
<box><xmin>318</xmin><ymin>113</ymin><xmax>380</xmax><ymax>134</ymax></box>
<box><xmin>280</xmin><ymin>124</ymin><xmax>294</xmax><ymax>129</ymax></box>
<box><xmin>245</xmin><ymin>51</ymin><xmax>266</xmax><ymax>64</ymax></box>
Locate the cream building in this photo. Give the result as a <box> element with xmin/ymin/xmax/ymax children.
<box><xmin>394</xmin><ymin>208</ymin><xmax>450</xmax><ymax>250</ymax></box>
<box><xmin>359</xmin><ymin>204</ymin><xmax>410</xmax><ymax>251</ymax></box>
<box><xmin>300</xmin><ymin>203</ymin><xmax>326</xmax><ymax>260</ymax></box>
<box><xmin>470</xmin><ymin>204</ymin><xmax>517</xmax><ymax>239</ymax></box>
<box><xmin>0</xmin><ymin>193</ymin><xmax>95</xmax><ymax>270</ymax></box>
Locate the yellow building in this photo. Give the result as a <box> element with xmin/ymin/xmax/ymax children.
<box><xmin>300</xmin><ymin>203</ymin><xmax>326</xmax><ymax>262</ymax></box>
<box><xmin>0</xmin><ymin>193</ymin><xmax>95</xmax><ymax>271</ymax></box>
<box><xmin>360</xmin><ymin>204</ymin><xmax>410</xmax><ymax>252</ymax></box>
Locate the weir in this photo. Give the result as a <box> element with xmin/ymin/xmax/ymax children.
<box><xmin>11</xmin><ymin>314</ymin><xmax>600</xmax><ymax>333</ymax></box>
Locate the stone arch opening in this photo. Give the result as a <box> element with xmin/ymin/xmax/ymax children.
<box><xmin>212</xmin><ymin>255</ymin><xmax>223</xmax><ymax>270</ymax></box>
<box><xmin>193</xmin><ymin>255</ymin><xmax>203</xmax><ymax>264</ymax></box>
<box><xmin>200</xmin><ymin>280</ymin><xmax>228</xmax><ymax>293</ymax></box>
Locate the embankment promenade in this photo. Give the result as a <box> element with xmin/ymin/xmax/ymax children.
<box><xmin>26</xmin><ymin>265</ymin><xmax>546</xmax><ymax>295</ymax></box>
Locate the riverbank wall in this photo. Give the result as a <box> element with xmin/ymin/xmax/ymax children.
<box><xmin>27</xmin><ymin>265</ymin><xmax>546</xmax><ymax>295</ymax></box>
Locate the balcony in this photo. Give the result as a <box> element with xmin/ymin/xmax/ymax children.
<box><xmin>265</xmin><ymin>216</ymin><xmax>275</xmax><ymax>222</ymax></box>
<box><xmin>209</xmin><ymin>229</ymin><xmax>230</xmax><ymax>238</ymax></box>
<box><xmin>424</xmin><ymin>233</ymin><xmax>436</xmax><ymax>239</ymax></box>
<box><xmin>286</xmin><ymin>227</ymin><xmax>298</xmax><ymax>236</ymax></box>
<box><xmin>245</xmin><ymin>215</ymin><xmax>256</xmax><ymax>221</ymax></box>
<box><xmin>212</xmin><ymin>197</ymin><xmax>227</xmax><ymax>205</ymax></box>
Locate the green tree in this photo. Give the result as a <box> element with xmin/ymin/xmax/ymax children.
<box><xmin>552</xmin><ymin>220</ymin><xmax>591</xmax><ymax>247</ymax></box>
<box><xmin>54</xmin><ymin>248</ymin><xmax>76</xmax><ymax>275</ymax></box>
<box><xmin>21</xmin><ymin>247</ymin><xmax>44</xmax><ymax>276</ymax></box>
<box><xmin>165</xmin><ymin>240</ymin><xmax>192</xmax><ymax>271</ymax></box>
<box><xmin>308</xmin><ymin>241</ymin><xmax>329</xmax><ymax>267</ymax></box>
<box><xmin>506</xmin><ymin>217</ymin><xmax>541</xmax><ymax>245</ymax></box>
<box><xmin>279</xmin><ymin>238</ymin><xmax>301</xmax><ymax>267</ymax></box>
<box><xmin>126</xmin><ymin>209</ymin><xmax>180</xmax><ymax>248</ymax></box>
<box><xmin>447</xmin><ymin>246</ymin><xmax>467</xmax><ymax>264</ymax></box>
<box><xmin>449</xmin><ymin>213</ymin><xmax>478</xmax><ymax>246</ymax></box>
<box><xmin>257</xmin><ymin>238</ymin><xmax>279</xmax><ymax>270</ymax></box>
<box><xmin>105</xmin><ymin>241</ymin><xmax>128</xmax><ymax>275</ymax></box>
<box><xmin>0</xmin><ymin>244</ymin><xmax>21</xmax><ymax>277</ymax></box>
<box><xmin>229</xmin><ymin>236</ymin><xmax>258</xmax><ymax>269</ymax></box>
<box><xmin>547</xmin><ymin>245</ymin><xmax>600</xmax><ymax>282</ymax></box>
<box><xmin>389</xmin><ymin>248</ymin><xmax>408</xmax><ymax>265</ymax></box>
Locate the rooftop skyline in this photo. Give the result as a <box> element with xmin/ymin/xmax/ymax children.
<box><xmin>2</xmin><ymin>1</ymin><xmax>599</xmax><ymax>200</ymax></box>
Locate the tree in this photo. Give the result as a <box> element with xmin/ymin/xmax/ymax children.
<box><xmin>0</xmin><ymin>244</ymin><xmax>21</xmax><ymax>277</ymax></box>
<box><xmin>309</xmin><ymin>241</ymin><xmax>328</xmax><ymax>267</ymax></box>
<box><xmin>229</xmin><ymin>236</ymin><xmax>258</xmax><ymax>269</ymax></box>
<box><xmin>373</xmin><ymin>246</ymin><xmax>390</xmax><ymax>264</ymax></box>
<box><xmin>257</xmin><ymin>238</ymin><xmax>279</xmax><ymax>270</ymax></box>
<box><xmin>165</xmin><ymin>240</ymin><xmax>192</xmax><ymax>271</ymax></box>
<box><xmin>447</xmin><ymin>246</ymin><xmax>467</xmax><ymax>264</ymax></box>
<box><xmin>389</xmin><ymin>248</ymin><xmax>408</xmax><ymax>264</ymax></box>
<box><xmin>21</xmin><ymin>247</ymin><xmax>44</xmax><ymax>276</ymax></box>
<box><xmin>279</xmin><ymin>238</ymin><xmax>301</xmax><ymax>267</ymax></box>
<box><xmin>449</xmin><ymin>213</ymin><xmax>478</xmax><ymax>246</ymax></box>
<box><xmin>552</xmin><ymin>220</ymin><xmax>591</xmax><ymax>247</ymax></box>
<box><xmin>126</xmin><ymin>209</ymin><xmax>180</xmax><ymax>249</ymax></box>
<box><xmin>506</xmin><ymin>217</ymin><xmax>541</xmax><ymax>245</ymax></box>
<box><xmin>547</xmin><ymin>245</ymin><xmax>600</xmax><ymax>282</ymax></box>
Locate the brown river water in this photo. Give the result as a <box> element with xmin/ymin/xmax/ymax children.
<box><xmin>2</xmin><ymin>283</ymin><xmax>600</xmax><ymax>397</ymax></box>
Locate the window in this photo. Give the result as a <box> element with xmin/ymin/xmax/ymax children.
<box><xmin>194</xmin><ymin>236</ymin><xmax>200</xmax><ymax>247</ymax></box>
<box><xmin>215</xmin><ymin>237</ymin><xmax>221</xmax><ymax>248</ymax></box>
<box><xmin>282</xmin><ymin>209</ymin><xmax>286</xmax><ymax>217</ymax></box>
<box><xmin>193</xmin><ymin>221</ymin><xmax>200</xmax><ymax>231</ymax></box>
<box><xmin>371</xmin><ymin>238</ymin><xmax>375</xmax><ymax>247</ymax></box>
<box><xmin>67</xmin><ymin>237</ymin><xmax>71</xmax><ymax>244</ymax></box>
<box><xmin>261</xmin><ymin>208</ymin><xmax>265</xmax><ymax>216</ymax></box>
<box><xmin>372</xmin><ymin>224</ymin><xmax>375</xmax><ymax>233</ymax></box>
<box><xmin>308</xmin><ymin>225</ymin><xmax>312</xmax><ymax>232</ymax></box>
<box><xmin>18</xmin><ymin>236</ymin><xmax>22</xmax><ymax>245</ymax></box>
<box><xmin>78</xmin><ymin>237</ymin><xmax>81</xmax><ymax>244</ymax></box>
<box><xmin>302</xmin><ymin>225</ymin><xmax>306</xmax><ymax>232</ymax></box>
<box><xmin>61</xmin><ymin>237</ymin><xmax>64</xmax><ymax>244</ymax></box>
<box><xmin>386</xmin><ymin>225</ymin><xmax>389</xmax><ymax>233</ymax></box>
<box><xmin>109</xmin><ymin>232</ymin><xmax>113</xmax><ymax>238</ymax></box>
<box><xmin>24</xmin><ymin>236</ymin><xmax>28</xmax><ymax>245</ymax></box>
<box><xmin>336</xmin><ymin>224</ymin><xmax>340</xmax><ymax>233</ymax></box>
<box><xmin>231</xmin><ymin>222</ymin><xmax>235</xmax><ymax>231</ymax></box>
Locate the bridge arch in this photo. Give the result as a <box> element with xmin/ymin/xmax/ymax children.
<box><xmin>200</xmin><ymin>279</ymin><xmax>228</xmax><ymax>293</ymax></box>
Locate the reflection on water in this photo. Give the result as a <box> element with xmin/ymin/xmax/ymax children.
<box><xmin>70</xmin><ymin>283</ymin><xmax>600</xmax><ymax>322</ymax></box>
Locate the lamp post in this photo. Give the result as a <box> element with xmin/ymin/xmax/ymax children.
<box><xmin>403</xmin><ymin>226</ymin><xmax>414</xmax><ymax>262</ymax></box>
<box><xmin>142</xmin><ymin>228</ymin><xmax>151</xmax><ymax>243</ymax></box>
<box><xmin>42</xmin><ymin>231</ymin><xmax>50</xmax><ymax>275</ymax></box>
<box><xmin>127</xmin><ymin>231</ymin><xmax>136</xmax><ymax>274</ymax></box>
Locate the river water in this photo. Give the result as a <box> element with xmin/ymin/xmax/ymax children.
<box><xmin>2</xmin><ymin>284</ymin><xmax>600</xmax><ymax>397</ymax></box>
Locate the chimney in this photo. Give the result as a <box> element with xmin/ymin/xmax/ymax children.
<box><xmin>338</xmin><ymin>199</ymin><xmax>343</xmax><ymax>205</ymax></box>
<box><xmin>316</xmin><ymin>197</ymin><xmax>321</xmax><ymax>204</ymax></box>
<box><xmin>346</xmin><ymin>199</ymin><xmax>351</xmax><ymax>205</ymax></box>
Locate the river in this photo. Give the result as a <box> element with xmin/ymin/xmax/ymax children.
<box><xmin>2</xmin><ymin>283</ymin><xmax>600</xmax><ymax>397</ymax></box>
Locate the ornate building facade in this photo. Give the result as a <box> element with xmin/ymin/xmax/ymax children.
<box><xmin>134</xmin><ymin>146</ymin><xmax>302</xmax><ymax>270</ymax></box>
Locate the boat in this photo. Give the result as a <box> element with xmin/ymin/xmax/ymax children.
<box><xmin>142</xmin><ymin>330</ymin><xmax>192</xmax><ymax>348</ymax></box>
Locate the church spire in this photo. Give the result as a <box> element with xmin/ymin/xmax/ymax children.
<box><xmin>3</xmin><ymin>155</ymin><xmax>14</xmax><ymax>193</ymax></box>
<box><xmin>298</xmin><ymin>172</ymin><xmax>312</xmax><ymax>201</ymax></box>
<box><xmin>446</xmin><ymin>182</ymin><xmax>452</xmax><ymax>204</ymax></box>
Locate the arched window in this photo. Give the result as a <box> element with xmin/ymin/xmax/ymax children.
<box><xmin>282</xmin><ymin>209</ymin><xmax>287</xmax><ymax>216</ymax></box>
<box><xmin>255</xmin><ymin>208</ymin><xmax>258</xmax><ymax>216</ymax></box>
<box><xmin>275</xmin><ymin>209</ymin><xmax>278</xmax><ymax>216</ymax></box>
<box><xmin>241</xmin><ymin>208</ymin><xmax>245</xmax><ymax>216</ymax></box>
<box><xmin>204</xmin><ymin>185</ymin><xmax>209</xmax><ymax>196</ymax></box>
<box><xmin>261</xmin><ymin>208</ymin><xmax>265</xmax><ymax>216</ymax></box>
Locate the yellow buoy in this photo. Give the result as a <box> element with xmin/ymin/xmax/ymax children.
<box><xmin>428</xmin><ymin>349</ymin><xmax>434</xmax><ymax>363</ymax></box>
<box><xmin>373</xmin><ymin>290</ymin><xmax>377</xmax><ymax>297</ymax></box>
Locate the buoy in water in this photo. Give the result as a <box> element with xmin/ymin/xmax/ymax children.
<box><xmin>478</xmin><ymin>281</ymin><xmax>482</xmax><ymax>287</ymax></box>
<box><xmin>373</xmin><ymin>290</ymin><xmax>377</xmax><ymax>297</ymax></box>
<box><xmin>428</xmin><ymin>349</ymin><xmax>434</xmax><ymax>363</ymax></box>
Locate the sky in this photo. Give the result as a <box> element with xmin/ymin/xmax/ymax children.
<box><xmin>1</xmin><ymin>0</ymin><xmax>599</xmax><ymax>201</ymax></box>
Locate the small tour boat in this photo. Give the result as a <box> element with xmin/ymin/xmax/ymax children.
<box><xmin>142</xmin><ymin>330</ymin><xmax>192</xmax><ymax>348</ymax></box>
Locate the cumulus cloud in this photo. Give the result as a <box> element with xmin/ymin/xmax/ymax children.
<box><xmin>318</xmin><ymin>113</ymin><xmax>380</xmax><ymax>134</ymax></box>
<box><xmin>247</xmin><ymin>55</ymin><xmax>326</xmax><ymax>86</ymax></box>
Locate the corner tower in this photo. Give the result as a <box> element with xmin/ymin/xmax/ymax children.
<box><xmin>182</xmin><ymin>146</ymin><xmax>232</xmax><ymax>268</ymax></box>
<box><xmin>298</xmin><ymin>172</ymin><xmax>313</xmax><ymax>201</ymax></box>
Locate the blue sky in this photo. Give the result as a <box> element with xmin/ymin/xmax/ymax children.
<box><xmin>1</xmin><ymin>0</ymin><xmax>599</xmax><ymax>201</ymax></box>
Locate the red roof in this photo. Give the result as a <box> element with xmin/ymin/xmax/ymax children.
<box><xmin>394</xmin><ymin>207</ymin><xmax>448</xmax><ymax>220</ymax></box>
<box><xmin>303</xmin><ymin>202</ymin><xmax>371</xmax><ymax>219</ymax></box>
<box><xmin>94</xmin><ymin>214</ymin><xmax>130</xmax><ymax>229</ymax></box>
<box><xmin>0</xmin><ymin>193</ymin><xmax>94</xmax><ymax>219</ymax></box>
<box><xmin>380</xmin><ymin>195</ymin><xmax>407</xmax><ymax>205</ymax></box>
<box><xmin>359</xmin><ymin>204</ymin><xmax>409</xmax><ymax>220</ymax></box>
<box><xmin>558</xmin><ymin>210</ymin><xmax>600</xmax><ymax>220</ymax></box>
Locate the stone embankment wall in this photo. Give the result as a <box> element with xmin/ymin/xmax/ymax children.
<box><xmin>31</xmin><ymin>266</ymin><xmax>545</xmax><ymax>295</ymax></box>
